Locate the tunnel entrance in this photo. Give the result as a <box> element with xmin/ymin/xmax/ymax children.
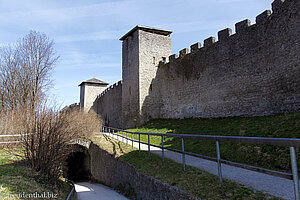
<box><xmin>64</xmin><ymin>145</ymin><xmax>91</xmax><ymax>181</ymax></box>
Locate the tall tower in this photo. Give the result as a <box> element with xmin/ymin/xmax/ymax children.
<box><xmin>79</xmin><ymin>78</ymin><xmax>108</xmax><ymax>112</ymax></box>
<box><xmin>120</xmin><ymin>25</ymin><xmax>172</xmax><ymax>128</ymax></box>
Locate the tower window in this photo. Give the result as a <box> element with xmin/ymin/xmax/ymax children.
<box><xmin>149</xmin><ymin>84</ymin><xmax>153</xmax><ymax>93</ymax></box>
<box><xmin>153</xmin><ymin>57</ymin><xmax>156</xmax><ymax>64</ymax></box>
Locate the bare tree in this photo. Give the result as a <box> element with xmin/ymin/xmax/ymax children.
<box><xmin>0</xmin><ymin>30</ymin><xmax>59</xmax><ymax>112</ymax></box>
<box><xmin>18</xmin><ymin>31</ymin><xmax>59</xmax><ymax>111</ymax></box>
<box><xmin>0</xmin><ymin>31</ymin><xmax>100</xmax><ymax>181</ymax></box>
<box><xmin>0</xmin><ymin>46</ymin><xmax>20</xmax><ymax>110</ymax></box>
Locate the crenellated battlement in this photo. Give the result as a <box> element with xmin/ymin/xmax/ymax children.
<box><xmin>272</xmin><ymin>0</ymin><xmax>285</xmax><ymax>14</ymax></box>
<box><xmin>86</xmin><ymin>0</ymin><xmax>299</xmax><ymax>128</ymax></box>
<box><xmin>98</xmin><ymin>80</ymin><xmax>122</xmax><ymax>98</ymax></box>
<box><xmin>160</xmin><ymin>0</ymin><xmax>292</xmax><ymax>69</ymax></box>
<box><xmin>152</xmin><ymin>0</ymin><xmax>299</xmax><ymax>120</ymax></box>
<box><xmin>92</xmin><ymin>80</ymin><xmax>123</xmax><ymax>128</ymax></box>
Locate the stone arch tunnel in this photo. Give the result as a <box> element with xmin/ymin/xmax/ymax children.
<box><xmin>64</xmin><ymin>144</ymin><xmax>91</xmax><ymax>182</ymax></box>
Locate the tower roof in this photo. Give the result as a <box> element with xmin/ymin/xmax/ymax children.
<box><xmin>120</xmin><ymin>25</ymin><xmax>172</xmax><ymax>41</ymax></box>
<box><xmin>79</xmin><ymin>78</ymin><xmax>109</xmax><ymax>86</ymax></box>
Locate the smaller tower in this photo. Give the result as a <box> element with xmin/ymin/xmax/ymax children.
<box><xmin>79</xmin><ymin>78</ymin><xmax>108</xmax><ymax>112</ymax></box>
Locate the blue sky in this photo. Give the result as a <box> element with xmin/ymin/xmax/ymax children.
<box><xmin>0</xmin><ymin>0</ymin><xmax>272</xmax><ymax>107</ymax></box>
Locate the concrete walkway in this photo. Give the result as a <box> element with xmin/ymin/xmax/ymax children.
<box><xmin>103</xmin><ymin>132</ymin><xmax>296</xmax><ymax>200</ymax></box>
<box><xmin>75</xmin><ymin>182</ymin><xmax>129</xmax><ymax>200</ymax></box>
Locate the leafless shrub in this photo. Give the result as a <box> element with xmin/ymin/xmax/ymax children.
<box><xmin>0</xmin><ymin>108</ymin><xmax>28</xmax><ymax>135</ymax></box>
<box><xmin>22</xmin><ymin>108</ymin><xmax>99</xmax><ymax>181</ymax></box>
<box><xmin>65</xmin><ymin>109</ymin><xmax>100</xmax><ymax>139</ymax></box>
<box><xmin>0</xmin><ymin>30</ymin><xmax>100</xmax><ymax>181</ymax></box>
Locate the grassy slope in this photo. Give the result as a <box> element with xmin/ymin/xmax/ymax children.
<box><xmin>126</xmin><ymin>112</ymin><xmax>300</xmax><ymax>173</ymax></box>
<box><xmin>92</xmin><ymin>134</ymin><xmax>280</xmax><ymax>199</ymax></box>
<box><xmin>0</xmin><ymin>149</ymin><xmax>71</xmax><ymax>200</ymax></box>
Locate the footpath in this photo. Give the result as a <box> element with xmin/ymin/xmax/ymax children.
<box><xmin>75</xmin><ymin>182</ymin><xmax>129</xmax><ymax>200</ymax></box>
<box><xmin>103</xmin><ymin>132</ymin><xmax>296</xmax><ymax>200</ymax></box>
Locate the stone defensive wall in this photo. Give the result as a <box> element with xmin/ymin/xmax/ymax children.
<box><xmin>141</xmin><ymin>0</ymin><xmax>300</xmax><ymax>121</ymax></box>
<box><xmin>91</xmin><ymin>80</ymin><xmax>122</xmax><ymax>128</ymax></box>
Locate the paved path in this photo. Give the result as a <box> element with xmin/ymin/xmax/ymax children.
<box><xmin>75</xmin><ymin>182</ymin><xmax>129</xmax><ymax>200</ymax></box>
<box><xmin>103</xmin><ymin>132</ymin><xmax>296</xmax><ymax>200</ymax></box>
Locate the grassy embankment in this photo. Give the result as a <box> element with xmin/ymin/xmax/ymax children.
<box><xmin>125</xmin><ymin>112</ymin><xmax>300</xmax><ymax>173</ymax></box>
<box><xmin>92</xmin><ymin>134</ymin><xmax>280</xmax><ymax>199</ymax></box>
<box><xmin>0</xmin><ymin>148</ymin><xmax>72</xmax><ymax>200</ymax></box>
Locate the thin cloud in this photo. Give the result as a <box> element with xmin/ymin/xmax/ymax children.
<box><xmin>158</xmin><ymin>19</ymin><xmax>234</xmax><ymax>34</ymax></box>
<box><xmin>55</xmin><ymin>29</ymin><xmax>127</xmax><ymax>43</ymax></box>
<box><xmin>55</xmin><ymin>63</ymin><xmax>120</xmax><ymax>71</ymax></box>
<box><xmin>216</xmin><ymin>0</ymin><xmax>249</xmax><ymax>2</ymax></box>
<box><xmin>0</xmin><ymin>1</ymin><xmax>135</xmax><ymax>24</ymax></box>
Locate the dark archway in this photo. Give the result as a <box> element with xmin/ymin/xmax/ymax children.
<box><xmin>64</xmin><ymin>145</ymin><xmax>91</xmax><ymax>181</ymax></box>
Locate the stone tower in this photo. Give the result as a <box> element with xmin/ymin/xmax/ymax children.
<box><xmin>79</xmin><ymin>78</ymin><xmax>108</xmax><ymax>112</ymax></box>
<box><xmin>120</xmin><ymin>25</ymin><xmax>172</xmax><ymax>128</ymax></box>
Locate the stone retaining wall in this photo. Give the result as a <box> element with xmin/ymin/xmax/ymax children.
<box><xmin>88</xmin><ymin>143</ymin><xmax>195</xmax><ymax>200</ymax></box>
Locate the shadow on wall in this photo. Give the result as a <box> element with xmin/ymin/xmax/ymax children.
<box><xmin>91</xmin><ymin>81</ymin><xmax>123</xmax><ymax>128</ymax></box>
<box><xmin>141</xmin><ymin>0</ymin><xmax>300</xmax><ymax>123</ymax></box>
<box><xmin>64</xmin><ymin>145</ymin><xmax>91</xmax><ymax>182</ymax></box>
<box><xmin>140</xmin><ymin>65</ymin><xmax>162</xmax><ymax>125</ymax></box>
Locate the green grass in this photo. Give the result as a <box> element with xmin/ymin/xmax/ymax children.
<box><xmin>0</xmin><ymin>149</ymin><xmax>72</xmax><ymax>200</ymax></box>
<box><xmin>120</xmin><ymin>150</ymin><xmax>280</xmax><ymax>199</ymax></box>
<box><xmin>124</xmin><ymin>112</ymin><xmax>300</xmax><ymax>173</ymax></box>
<box><xmin>93</xmin><ymin>134</ymin><xmax>281</xmax><ymax>199</ymax></box>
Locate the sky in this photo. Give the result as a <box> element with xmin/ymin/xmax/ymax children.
<box><xmin>0</xmin><ymin>0</ymin><xmax>273</xmax><ymax>108</ymax></box>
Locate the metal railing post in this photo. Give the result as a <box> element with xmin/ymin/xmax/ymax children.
<box><xmin>122</xmin><ymin>132</ymin><xmax>124</xmax><ymax>143</ymax></box>
<box><xmin>132</xmin><ymin>133</ymin><xmax>133</xmax><ymax>149</ymax></box>
<box><xmin>182</xmin><ymin>138</ymin><xmax>185</xmax><ymax>171</ymax></box>
<box><xmin>139</xmin><ymin>133</ymin><xmax>141</xmax><ymax>152</ymax></box>
<box><xmin>162</xmin><ymin>135</ymin><xmax>164</xmax><ymax>161</ymax></box>
<box><xmin>216</xmin><ymin>140</ymin><xmax>223</xmax><ymax>183</ymax></box>
<box><xmin>126</xmin><ymin>132</ymin><xmax>128</xmax><ymax>146</ymax></box>
<box><xmin>148</xmin><ymin>134</ymin><xmax>150</xmax><ymax>156</ymax></box>
<box><xmin>290</xmin><ymin>146</ymin><xmax>300</xmax><ymax>200</ymax></box>
<box><xmin>117</xmin><ymin>131</ymin><xmax>119</xmax><ymax>140</ymax></box>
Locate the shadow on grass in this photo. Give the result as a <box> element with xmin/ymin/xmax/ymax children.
<box><xmin>119</xmin><ymin>150</ymin><xmax>280</xmax><ymax>200</ymax></box>
<box><xmin>128</xmin><ymin>112</ymin><xmax>300</xmax><ymax>173</ymax></box>
<box><xmin>0</xmin><ymin>159</ymin><xmax>71</xmax><ymax>199</ymax></box>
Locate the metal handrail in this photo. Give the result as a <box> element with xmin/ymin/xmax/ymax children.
<box><xmin>0</xmin><ymin>134</ymin><xmax>28</xmax><ymax>144</ymax></box>
<box><xmin>103</xmin><ymin>126</ymin><xmax>300</xmax><ymax>147</ymax></box>
<box><xmin>66</xmin><ymin>179</ymin><xmax>76</xmax><ymax>200</ymax></box>
<box><xmin>0</xmin><ymin>141</ymin><xmax>22</xmax><ymax>144</ymax></box>
<box><xmin>0</xmin><ymin>134</ymin><xmax>31</xmax><ymax>137</ymax></box>
<box><xmin>0</xmin><ymin>133</ymin><xmax>36</xmax><ymax>144</ymax></box>
<box><xmin>102</xmin><ymin>126</ymin><xmax>300</xmax><ymax>200</ymax></box>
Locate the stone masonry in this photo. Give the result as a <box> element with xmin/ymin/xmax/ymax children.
<box><xmin>82</xmin><ymin>0</ymin><xmax>300</xmax><ymax>128</ymax></box>
<box><xmin>120</xmin><ymin>26</ymin><xmax>172</xmax><ymax>128</ymax></box>
<box><xmin>79</xmin><ymin>78</ymin><xmax>108</xmax><ymax>112</ymax></box>
<box><xmin>88</xmin><ymin>142</ymin><xmax>194</xmax><ymax>200</ymax></box>
<box><xmin>91</xmin><ymin>81</ymin><xmax>122</xmax><ymax>128</ymax></box>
